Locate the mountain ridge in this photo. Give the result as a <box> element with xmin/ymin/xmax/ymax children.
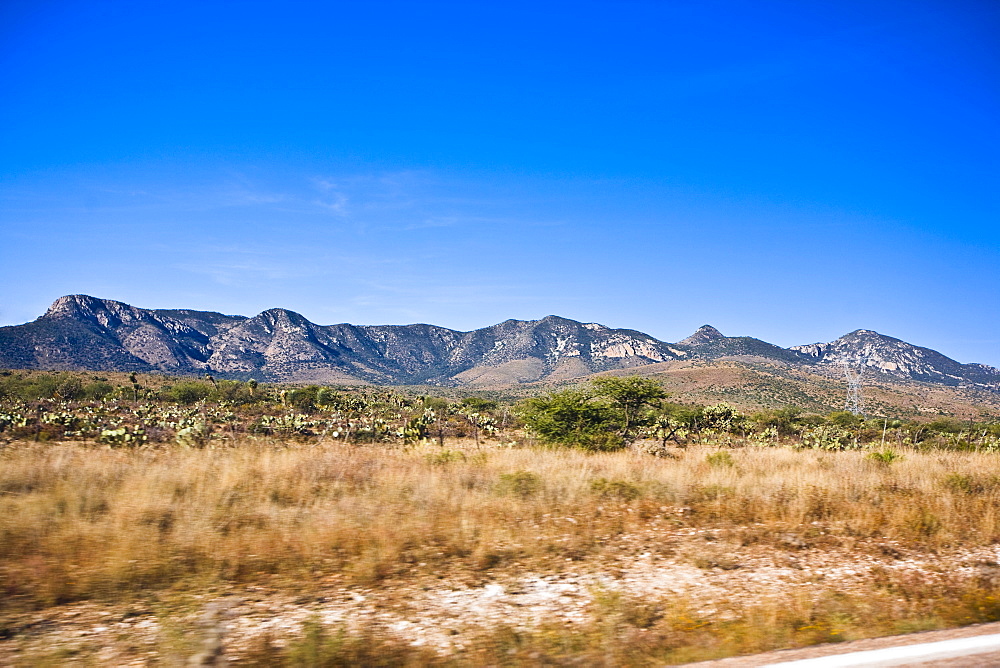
<box><xmin>1</xmin><ymin>295</ymin><xmax>997</xmax><ymax>391</ymax></box>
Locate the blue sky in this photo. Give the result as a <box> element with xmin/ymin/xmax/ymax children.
<box><xmin>1</xmin><ymin>0</ymin><xmax>998</xmax><ymax>366</ymax></box>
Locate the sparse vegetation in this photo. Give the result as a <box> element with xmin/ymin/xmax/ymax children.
<box><xmin>3</xmin><ymin>369</ymin><xmax>1000</xmax><ymax>664</ymax></box>
<box><xmin>867</xmin><ymin>448</ymin><xmax>903</xmax><ymax>465</ymax></box>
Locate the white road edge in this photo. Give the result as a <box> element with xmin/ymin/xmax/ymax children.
<box><xmin>762</xmin><ymin>632</ymin><xmax>1000</xmax><ymax>667</ymax></box>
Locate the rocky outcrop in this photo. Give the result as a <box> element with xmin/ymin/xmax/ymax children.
<box><xmin>791</xmin><ymin>330</ymin><xmax>1000</xmax><ymax>389</ymax></box>
<box><xmin>0</xmin><ymin>295</ymin><xmax>237</xmax><ymax>373</ymax></box>
<box><xmin>678</xmin><ymin>325</ymin><xmax>726</xmax><ymax>346</ymax></box>
<box><xmin>674</xmin><ymin>324</ymin><xmax>810</xmax><ymax>364</ymax></box>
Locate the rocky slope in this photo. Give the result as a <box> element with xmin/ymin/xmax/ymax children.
<box><xmin>791</xmin><ymin>329</ymin><xmax>1000</xmax><ymax>388</ymax></box>
<box><xmin>0</xmin><ymin>295</ymin><xmax>997</xmax><ymax>390</ymax></box>
<box><xmin>675</xmin><ymin>324</ymin><xmax>810</xmax><ymax>364</ymax></box>
<box><xmin>0</xmin><ymin>296</ymin><xmax>682</xmax><ymax>384</ymax></box>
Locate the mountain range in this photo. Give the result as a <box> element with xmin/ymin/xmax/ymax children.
<box><xmin>1</xmin><ymin>295</ymin><xmax>997</xmax><ymax>392</ymax></box>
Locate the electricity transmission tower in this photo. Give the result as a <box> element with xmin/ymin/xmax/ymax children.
<box><xmin>842</xmin><ymin>357</ymin><xmax>866</xmax><ymax>416</ymax></box>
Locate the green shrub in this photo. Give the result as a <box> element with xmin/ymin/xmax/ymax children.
<box><xmin>519</xmin><ymin>389</ymin><xmax>615</xmax><ymax>447</ymax></box>
<box><xmin>425</xmin><ymin>449</ymin><xmax>465</xmax><ymax>465</ymax></box>
<box><xmin>162</xmin><ymin>381</ymin><xmax>212</xmax><ymax>405</ymax></box>
<box><xmin>926</xmin><ymin>418</ymin><xmax>964</xmax><ymax>434</ymax></box>
<box><xmin>590</xmin><ymin>477</ymin><xmax>642</xmax><ymax>501</ymax></box>
<box><xmin>706</xmin><ymin>451</ymin><xmax>735</xmax><ymax>468</ymax></box>
<box><xmin>867</xmin><ymin>449</ymin><xmax>903</xmax><ymax>465</ymax></box>
<box><xmin>827</xmin><ymin>410</ymin><xmax>862</xmax><ymax>428</ymax></box>
<box><xmin>287</xmin><ymin>386</ymin><xmax>320</xmax><ymax>412</ymax></box>
<box><xmin>497</xmin><ymin>471</ymin><xmax>542</xmax><ymax>498</ymax></box>
<box><xmin>54</xmin><ymin>376</ymin><xmax>84</xmax><ymax>401</ymax></box>
<box><xmin>83</xmin><ymin>381</ymin><xmax>114</xmax><ymax>400</ymax></box>
<box><xmin>942</xmin><ymin>472</ymin><xmax>999</xmax><ymax>494</ymax></box>
<box><xmin>576</xmin><ymin>431</ymin><xmax>626</xmax><ymax>451</ymax></box>
<box><xmin>461</xmin><ymin>396</ymin><xmax>499</xmax><ymax>412</ymax></box>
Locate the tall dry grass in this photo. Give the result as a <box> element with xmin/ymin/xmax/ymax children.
<box><xmin>3</xmin><ymin>438</ymin><xmax>1000</xmax><ymax>616</ymax></box>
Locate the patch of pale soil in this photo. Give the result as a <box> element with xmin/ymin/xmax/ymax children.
<box><xmin>4</xmin><ymin>539</ymin><xmax>1000</xmax><ymax>665</ymax></box>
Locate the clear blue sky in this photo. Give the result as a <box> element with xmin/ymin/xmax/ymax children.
<box><xmin>1</xmin><ymin>0</ymin><xmax>998</xmax><ymax>365</ymax></box>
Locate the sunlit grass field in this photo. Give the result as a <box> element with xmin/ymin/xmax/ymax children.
<box><xmin>4</xmin><ymin>437</ymin><xmax>1000</xmax><ymax>665</ymax></box>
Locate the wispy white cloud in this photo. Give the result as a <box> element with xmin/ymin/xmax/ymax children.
<box><xmin>310</xmin><ymin>193</ymin><xmax>349</xmax><ymax>215</ymax></box>
<box><xmin>173</xmin><ymin>257</ymin><xmax>326</xmax><ymax>286</ymax></box>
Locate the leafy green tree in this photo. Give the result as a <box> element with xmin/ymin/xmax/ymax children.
<box><xmin>827</xmin><ymin>410</ymin><xmax>862</xmax><ymax>428</ymax></box>
<box><xmin>752</xmin><ymin>406</ymin><xmax>804</xmax><ymax>436</ymax></box>
<box><xmin>926</xmin><ymin>418</ymin><xmax>964</xmax><ymax>434</ymax></box>
<box><xmin>591</xmin><ymin>376</ymin><xmax>668</xmax><ymax>441</ymax></box>
<box><xmin>55</xmin><ymin>376</ymin><xmax>84</xmax><ymax>401</ymax></box>
<box><xmin>519</xmin><ymin>377</ymin><xmax>669</xmax><ymax>449</ymax></box>
<box><xmin>519</xmin><ymin>388</ymin><xmax>620</xmax><ymax>450</ymax></box>
<box><xmin>647</xmin><ymin>402</ymin><xmax>703</xmax><ymax>447</ymax></box>
<box><xmin>421</xmin><ymin>396</ymin><xmax>450</xmax><ymax>412</ymax></box>
<box><xmin>288</xmin><ymin>386</ymin><xmax>320</xmax><ymax>412</ymax></box>
<box><xmin>316</xmin><ymin>387</ymin><xmax>340</xmax><ymax>408</ymax></box>
<box><xmin>83</xmin><ymin>380</ymin><xmax>114</xmax><ymax>400</ymax></box>
<box><xmin>24</xmin><ymin>374</ymin><xmax>63</xmax><ymax>400</ymax></box>
<box><xmin>460</xmin><ymin>396</ymin><xmax>499</xmax><ymax>413</ymax></box>
<box><xmin>163</xmin><ymin>381</ymin><xmax>213</xmax><ymax>405</ymax></box>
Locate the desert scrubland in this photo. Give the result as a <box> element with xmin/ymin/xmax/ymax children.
<box><xmin>3</xmin><ymin>372</ymin><xmax>1000</xmax><ymax>665</ymax></box>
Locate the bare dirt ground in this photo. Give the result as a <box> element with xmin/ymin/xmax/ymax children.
<box><xmin>4</xmin><ymin>535</ymin><xmax>1000</xmax><ymax>666</ymax></box>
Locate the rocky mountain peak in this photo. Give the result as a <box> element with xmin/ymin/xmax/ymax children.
<box><xmin>257</xmin><ymin>307</ymin><xmax>305</xmax><ymax>320</ymax></box>
<box><xmin>3</xmin><ymin>295</ymin><xmax>998</xmax><ymax>390</ymax></box>
<box><xmin>678</xmin><ymin>325</ymin><xmax>725</xmax><ymax>346</ymax></box>
<box><xmin>245</xmin><ymin>308</ymin><xmax>321</xmax><ymax>337</ymax></box>
<box><xmin>45</xmin><ymin>294</ymin><xmax>112</xmax><ymax>317</ymax></box>
<box><xmin>44</xmin><ymin>294</ymin><xmax>154</xmax><ymax>329</ymax></box>
<box><xmin>840</xmin><ymin>329</ymin><xmax>886</xmax><ymax>342</ymax></box>
<box><xmin>791</xmin><ymin>329</ymin><xmax>1000</xmax><ymax>389</ymax></box>
<box><xmin>536</xmin><ymin>315</ymin><xmax>580</xmax><ymax>328</ymax></box>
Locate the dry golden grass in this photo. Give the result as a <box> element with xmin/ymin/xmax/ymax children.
<box><xmin>4</xmin><ymin>438</ymin><xmax>1000</xmax><ymax>664</ymax></box>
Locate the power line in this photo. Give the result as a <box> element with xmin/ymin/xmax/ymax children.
<box><xmin>842</xmin><ymin>357</ymin><xmax>866</xmax><ymax>416</ymax></box>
